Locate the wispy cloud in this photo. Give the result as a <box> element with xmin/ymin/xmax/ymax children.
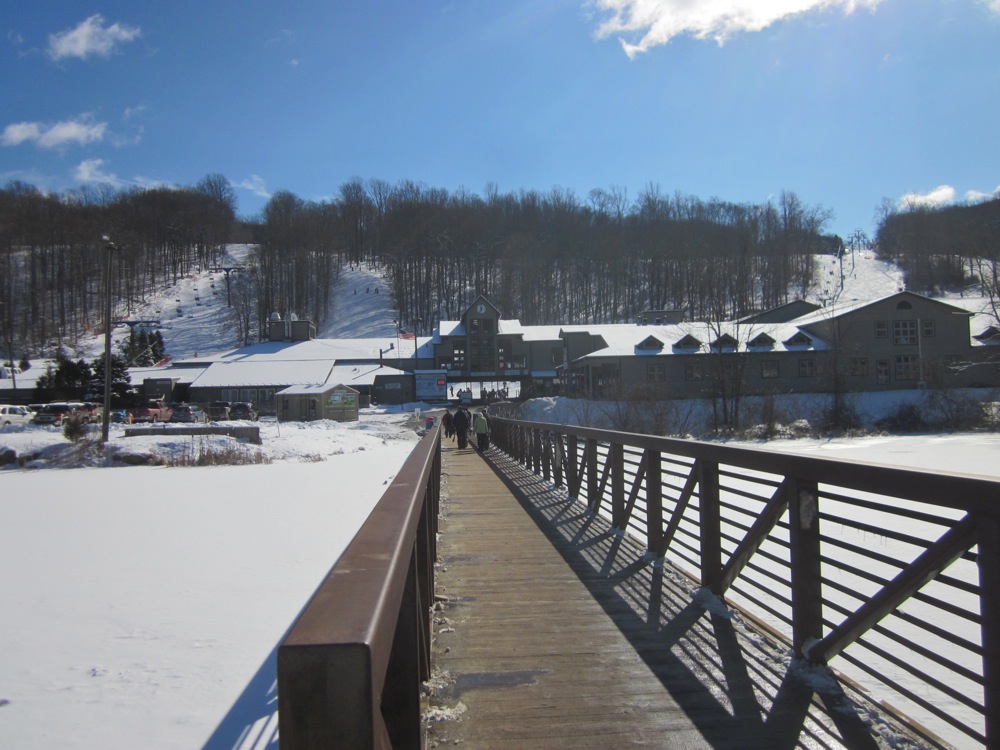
<box><xmin>236</xmin><ymin>175</ymin><xmax>272</xmax><ymax>199</ymax></box>
<box><xmin>74</xmin><ymin>158</ymin><xmax>122</xmax><ymax>186</ymax></box>
<box><xmin>48</xmin><ymin>14</ymin><xmax>141</xmax><ymax>61</ymax></box>
<box><xmin>2</xmin><ymin>115</ymin><xmax>107</xmax><ymax>149</ymax></box>
<box><xmin>593</xmin><ymin>0</ymin><xmax>883</xmax><ymax>57</ymax></box>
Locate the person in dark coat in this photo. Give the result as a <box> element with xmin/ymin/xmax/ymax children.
<box><xmin>453</xmin><ymin>407</ymin><xmax>470</xmax><ymax>449</ymax></box>
<box><xmin>442</xmin><ymin>410</ymin><xmax>454</xmax><ymax>439</ymax></box>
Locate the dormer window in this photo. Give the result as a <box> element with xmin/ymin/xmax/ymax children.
<box><xmin>748</xmin><ymin>332</ymin><xmax>775</xmax><ymax>348</ymax></box>
<box><xmin>896</xmin><ymin>300</ymin><xmax>913</xmax><ymax>310</ymax></box>
<box><xmin>784</xmin><ymin>331</ymin><xmax>812</xmax><ymax>347</ymax></box>
<box><xmin>637</xmin><ymin>335</ymin><xmax>664</xmax><ymax>351</ymax></box>
<box><xmin>711</xmin><ymin>333</ymin><xmax>738</xmax><ymax>350</ymax></box>
<box><xmin>674</xmin><ymin>334</ymin><xmax>701</xmax><ymax>350</ymax></box>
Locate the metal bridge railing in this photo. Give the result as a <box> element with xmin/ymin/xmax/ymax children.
<box><xmin>277</xmin><ymin>427</ymin><xmax>441</xmax><ymax>750</ymax></box>
<box><xmin>491</xmin><ymin>416</ymin><xmax>1000</xmax><ymax>749</ymax></box>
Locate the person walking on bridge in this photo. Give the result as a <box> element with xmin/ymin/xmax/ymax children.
<box><xmin>453</xmin><ymin>407</ymin><xmax>470</xmax><ymax>449</ymax></box>
<box><xmin>473</xmin><ymin>410</ymin><xmax>491</xmax><ymax>453</ymax></box>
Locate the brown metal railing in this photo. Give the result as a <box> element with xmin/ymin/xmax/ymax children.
<box><xmin>277</xmin><ymin>426</ymin><xmax>441</xmax><ymax>749</ymax></box>
<box><xmin>491</xmin><ymin>416</ymin><xmax>1000</xmax><ymax>749</ymax></box>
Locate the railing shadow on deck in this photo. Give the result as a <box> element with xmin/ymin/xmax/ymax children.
<box><xmin>489</xmin><ymin>416</ymin><xmax>1000</xmax><ymax>750</ymax></box>
<box><xmin>480</xmin><ymin>447</ymin><xmax>914</xmax><ymax>750</ymax></box>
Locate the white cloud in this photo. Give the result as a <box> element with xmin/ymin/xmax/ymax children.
<box><xmin>592</xmin><ymin>0</ymin><xmax>884</xmax><ymax>57</ymax></box>
<box><xmin>236</xmin><ymin>175</ymin><xmax>272</xmax><ymax>199</ymax></box>
<box><xmin>898</xmin><ymin>184</ymin><xmax>957</xmax><ymax>209</ymax></box>
<box><xmin>48</xmin><ymin>14</ymin><xmax>141</xmax><ymax>61</ymax></box>
<box><xmin>981</xmin><ymin>0</ymin><xmax>1000</xmax><ymax>15</ymax></box>
<box><xmin>74</xmin><ymin>158</ymin><xmax>121</xmax><ymax>185</ymax></box>
<box><xmin>1</xmin><ymin>116</ymin><xmax>107</xmax><ymax>149</ymax></box>
<box><xmin>966</xmin><ymin>185</ymin><xmax>1000</xmax><ymax>202</ymax></box>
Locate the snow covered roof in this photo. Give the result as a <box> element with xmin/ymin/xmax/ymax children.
<box><xmin>324</xmin><ymin>363</ymin><xmax>405</xmax><ymax>387</ymax></box>
<box><xmin>192</xmin><ymin>360</ymin><xmax>335</xmax><ymax>388</ymax></box>
<box><xmin>571</xmin><ymin>320</ymin><xmax>826</xmax><ymax>361</ymax></box>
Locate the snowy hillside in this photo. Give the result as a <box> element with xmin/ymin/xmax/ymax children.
<box><xmin>55</xmin><ymin>244</ymin><xmax>994</xmax><ymax>369</ymax></box>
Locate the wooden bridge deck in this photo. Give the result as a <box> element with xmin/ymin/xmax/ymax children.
<box><xmin>424</xmin><ymin>441</ymin><xmax>933</xmax><ymax>749</ymax></box>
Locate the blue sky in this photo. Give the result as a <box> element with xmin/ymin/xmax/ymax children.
<box><xmin>2</xmin><ymin>0</ymin><xmax>998</xmax><ymax>239</ymax></box>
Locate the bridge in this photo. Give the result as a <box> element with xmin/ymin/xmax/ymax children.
<box><xmin>277</xmin><ymin>417</ymin><xmax>1000</xmax><ymax>749</ymax></box>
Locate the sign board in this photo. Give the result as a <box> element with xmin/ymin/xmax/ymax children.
<box><xmin>415</xmin><ymin>371</ymin><xmax>447</xmax><ymax>401</ymax></box>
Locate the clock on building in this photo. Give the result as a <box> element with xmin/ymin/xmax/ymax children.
<box><xmin>476</xmin><ymin>304</ymin><xmax>486</xmax><ymax>313</ymax></box>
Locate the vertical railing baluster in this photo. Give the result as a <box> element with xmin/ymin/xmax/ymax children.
<box><xmin>586</xmin><ymin>438</ymin><xmax>599</xmax><ymax>510</ymax></box>
<box><xmin>699</xmin><ymin>459</ymin><xmax>721</xmax><ymax>591</ymax></box>
<box><xmin>553</xmin><ymin>432</ymin><xmax>564</xmax><ymax>488</ymax></box>
<box><xmin>542</xmin><ymin>430</ymin><xmax>551</xmax><ymax>482</ymax></box>
<box><xmin>611</xmin><ymin>442</ymin><xmax>625</xmax><ymax>528</ymax></box>
<box><xmin>979</xmin><ymin>511</ymin><xmax>1000</xmax><ymax>748</ymax></box>
<box><xmin>567</xmin><ymin>434</ymin><xmax>580</xmax><ymax>498</ymax></box>
<box><xmin>789</xmin><ymin>479</ymin><xmax>823</xmax><ymax>658</ymax></box>
<box><xmin>646</xmin><ymin>449</ymin><xmax>662</xmax><ymax>553</ymax></box>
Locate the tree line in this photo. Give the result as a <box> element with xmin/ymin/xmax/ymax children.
<box><xmin>2</xmin><ymin>174</ymin><xmax>841</xmax><ymax>361</ymax></box>
<box><xmin>244</xmin><ymin>179</ymin><xmax>836</xmax><ymax>338</ymax></box>
<box><xmin>876</xmin><ymin>196</ymin><xmax>1000</xmax><ymax>320</ymax></box>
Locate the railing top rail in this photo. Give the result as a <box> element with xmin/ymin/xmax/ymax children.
<box><xmin>493</xmin><ymin>417</ymin><xmax>1000</xmax><ymax>515</ymax></box>
<box><xmin>281</xmin><ymin>426</ymin><xmax>441</xmax><ymax>694</ymax></box>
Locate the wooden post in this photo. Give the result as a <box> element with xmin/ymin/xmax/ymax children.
<box><xmin>646</xmin><ymin>450</ymin><xmax>662</xmax><ymax>553</ymax></box>
<box><xmin>586</xmin><ymin>438</ymin><xmax>599</xmax><ymax>511</ymax></box>
<box><xmin>699</xmin><ymin>460</ymin><xmax>721</xmax><ymax>592</ymax></box>
<box><xmin>611</xmin><ymin>443</ymin><xmax>625</xmax><ymax>528</ymax></box>
<box><xmin>979</xmin><ymin>511</ymin><xmax>1000</xmax><ymax>748</ymax></box>
<box><xmin>566</xmin><ymin>434</ymin><xmax>580</xmax><ymax>498</ymax></box>
<box><xmin>789</xmin><ymin>479</ymin><xmax>823</xmax><ymax>658</ymax></box>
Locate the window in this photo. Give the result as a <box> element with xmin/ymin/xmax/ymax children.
<box><xmin>551</xmin><ymin>347</ymin><xmax>564</xmax><ymax>366</ymax></box>
<box><xmin>761</xmin><ymin>360</ymin><xmax>778</xmax><ymax>378</ymax></box>
<box><xmin>893</xmin><ymin>319</ymin><xmax>917</xmax><ymax>345</ymax></box>
<box><xmin>851</xmin><ymin>357</ymin><xmax>868</xmax><ymax>376</ymax></box>
<box><xmin>684</xmin><ymin>362</ymin><xmax>703</xmax><ymax>380</ymax></box>
<box><xmin>876</xmin><ymin>359</ymin><xmax>889</xmax><ymax>384</ymax></box>
<box><xmin>875</xmin><ymin>320</ymin><xmax>888</xmax><ymax>338</ymax></box>
<box><xmin>894</xmin><ymin>355</ymin><xmax>921</xmax><ymax>381</ymax></box>
<box><xmin>240</xmin><ymin>388</ymin><xmax>257</xmax><ymax>402</ymax></box>
<box><xmin>452</xmin><ymin>344</ymin><xmax>466</xmax><ymax>368</ymax></box>
<box><xmin>259</xmin><ymin>388</ymin><xmax>275</xmax><ymax>404</ymax></box>
<box><xmin>497</xmin><ymin>343</ymin><xmax>511</xmax><ymax>370</ymax></box>
<box><xmin>798</xmin><ymin>359</ymin><xmax>816</xmax><ymax>377</ymax></box>
<box><xmin>922</xmin><ymin>319</ymin><xmax>935</xmax><ymax>338</ymax></box>
<box><xmin>512</xmin><ymin>355</ymin><xmax>527</xmax><ymax>370</ymax></box>
<box><xmin>222</xmin><ymin>388</ymin><xmax>240</xmax><ymax>401</ymax></box>
<box><xmin>646</xmin><ymin>364</ymin><xmax>665</xmax><ymax>382</ymax></box>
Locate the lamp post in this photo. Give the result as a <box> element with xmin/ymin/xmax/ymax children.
<box><xmin>101</xmin><ymin>237</ymin><xmax>116</xmax><ymax>443</ymax></box>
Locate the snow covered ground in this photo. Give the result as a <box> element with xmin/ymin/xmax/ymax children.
<box><xmin>0</xmin><ymin>414</ymin><xmax>422</xmax><ymax>750</ymax></box>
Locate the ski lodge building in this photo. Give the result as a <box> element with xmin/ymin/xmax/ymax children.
<box><xmin>103</xmin><ymin>291</ymin><xmax>1000</xmax><ymax>413</ymax></box>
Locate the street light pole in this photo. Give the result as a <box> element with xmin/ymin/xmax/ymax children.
<box><xmin>101</xmin><ymin>238</ymin><xmax>116</xmax><ymax>443</ymax></box>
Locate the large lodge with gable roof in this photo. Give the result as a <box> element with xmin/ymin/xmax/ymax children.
<box><xmin>5</xmin><ymin>292</ymin><xmax>997</xmax><ymax>411</ymax></box>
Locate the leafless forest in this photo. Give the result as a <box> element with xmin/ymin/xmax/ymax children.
<box><xmin>3</xmin><ymin>174</ymin><xmax>998</xmax><ymax>364</ymax></box>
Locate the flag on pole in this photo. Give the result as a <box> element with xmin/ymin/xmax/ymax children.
<box><xmin>400</xmin><ymin>331</ymin><xmax>415</xmax><ymax>340</ymax></box>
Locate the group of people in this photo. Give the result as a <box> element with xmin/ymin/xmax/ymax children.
<box><xmin>441</xmin><ymin>406</ymin><xmax>491</xmax><ymax>452</ymax></box>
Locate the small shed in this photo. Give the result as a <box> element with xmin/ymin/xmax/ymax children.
<box><xmin>276</xmin><ymin>383</ymin><xmax>360</xmax><ymax>422</ymax></box>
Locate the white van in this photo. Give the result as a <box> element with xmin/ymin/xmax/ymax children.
<box><xmin>0</xmin><ymin>404</ymin><xmax>33</xmax><ymax>427</ymax></box>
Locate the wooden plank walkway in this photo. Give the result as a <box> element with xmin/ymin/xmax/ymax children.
<box><xmin>424</xmin><ymin>440</ymin><xmax>935</xmax><ymax>749</ymax></box>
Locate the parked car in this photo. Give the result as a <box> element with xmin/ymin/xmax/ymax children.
<box><xmin>0</xmin><ymin>404</ymin><xmax>33</xmax><ymax>427</ymax></box>
<box><xmin>171</xmin><ymin>404</ymin><xmax>207</xmax><ymax>423</ymax></box>
<box><xmin>227</xmin><ymin>401</ymin><xmax>258</xmax><ymax>421</ymax></box>
<box><xmin>208</xmin><ymin>401</ymin><xmax>231</xmax><ymax>420</ymax></box>
<box><xmin>110</xmin><ymin>408</ymin><xmax>129</xmax><ymax>423</ymax></box>
<box><xmin>31</xmin><ymin>402</ymin><xmax>89</xmax><ymax>426</ymax></box>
